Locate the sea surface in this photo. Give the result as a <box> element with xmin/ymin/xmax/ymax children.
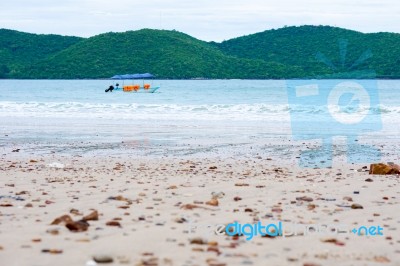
<box><xmin>1</xmin><ymin>79</ymin><xmax>399</xmax><ymax>160</ymax></box>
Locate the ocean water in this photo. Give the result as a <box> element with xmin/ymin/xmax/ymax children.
<box><xmin>1</xmin><ymin>79</ymin><xmax>399</xmax><ymax>158</ymax></box>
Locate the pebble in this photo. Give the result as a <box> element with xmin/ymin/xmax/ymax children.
<box><xmin>174</xmin><ymin>217</ymin><xmax>188</xmax><ymax>223</ymax></box>
<box><xmin>190</xmin><ymin>237</ymin><xmax>207</xmax><ymax>245</ymax></box>
<box><xmin>83</xmin><ymin>210</ymin><xmax>99</xmax><ymax>221</ymax></box>
<box><xmin>351</xmin><ymin>204</ymin><xmax>363</xmax><ymax>209</ymax></box>
<box><xmin>343</xmin><ymin>196</ymin><xmax>353</xmax><ymax>202</ymax></box>
<box><xmin>70</xmin><ymin>208</ymin><xmax>82</xmax><ymax>215</ymax></box>
<box><xmin>66</xmin><ymin>220</ymin><xmax>90</xmax><ymax>232</ymax></box>
<box><xmin>108</xmin><ymin>195</ymin><xmax>131</xmax><ymax>203</ymax></box>
<box><xmin>296</xmin><ymin>196</ymin><xmax>313</xmax><ymax>202</ymax></box>
<box><xmin>235</xmin><ymin>183</ymin><xmax>250</xmax><ymax>187</ymax></box>
<box><xmin>271</xmin><ymin>207</ymin><xmax>283</xmax><ymax>213</ymax></box>
<box><xmin>42</xmin><ymin>249</ymin><xmax>63</xmax><ymax>254</ymax></box>
<box><xmin>307</xmin><ymin>204</ymin><xmax>317</xmax><ymax>210</ymax></box>
<box><xmin>322</xmin><ymin>197</ymin><xmax>336</xmax><ymax>201</ymax></box>
<box><xmin>0</xmin><ymin>195</ymin><xmax>25</xmax><ymax>201</ymax></box>
<box><xmin>16</xmin><ymin>191</ymin><xmax>29</xmax><ymax>195</ymax></box>
<box><xmin>206</xmin><ymin>198</ymin><xmax>219</xmax><ymax>206</ymax></box>
<box><xmin>321</xmin><ymin>238</ymin><xmax>345</xmax><ymax>246</ymax></box>
<box><xmin>51</xmin><ymin>215</ymin><xmax>73</xmax><ymax>225</ymax></box>
<box><xmin>46</xmin><ymin>229</ymin><xmax>60</xmax><ymax>235</ymax></box>
<box><xmin>211</xmin><ymin>192</ymin><xmax>225</xmax><ymax>199</ymax></box>
<box><xmin>180</xmin><ymin>204</ymin><xmax>204</xmax><ymax>210</ymax></box>
<box><xmin>93</xmin><ymin>255</ymin><xmax>114</xmax><ymax>263</ymax></box>
<box><xmin>106</xmin><ymin>221</ymin><xmax>121</xmax><ymax>227</ymax></box>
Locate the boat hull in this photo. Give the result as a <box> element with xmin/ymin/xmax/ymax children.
<box><xmin>114</xmin><ymin>87</ymin><xmax>160</xmax><ymax>93</ymax></box>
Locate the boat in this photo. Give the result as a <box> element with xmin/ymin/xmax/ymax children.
<box><xmin>109</xmin><ymin>73</ymin><xmax>160</xmax><ymax>93</ymax></box>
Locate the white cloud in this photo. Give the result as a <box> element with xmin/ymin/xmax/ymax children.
<box><xmin>0</xmin><ymin>0</ymin><xmax>399</xmax><ymax>41</ymax></box>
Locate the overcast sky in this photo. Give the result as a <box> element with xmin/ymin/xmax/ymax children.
<box><xmin>1</xmin><ymin>0</ymin><xmax>399</xmax><ymax>41</ymax></box>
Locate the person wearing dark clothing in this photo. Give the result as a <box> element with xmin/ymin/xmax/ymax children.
<box><xmin>105</xmin><ymin>85</ymin><xmax>114</xmax><ymax>92</ymax></box>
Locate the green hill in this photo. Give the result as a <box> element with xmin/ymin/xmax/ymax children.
<box><xmin>12</xmin><ymin>29</ymin><xmax>298</xmax><ymax>79</ymax></box>
<box><xmin>1</xmin><ymin>26</ymin><xmax>399</xmax><ymax>79</ymax></box>
<box><xmin>0</xmin><ymin>29</ymin><xmax>83</xmax><ymax>78</ymax></box>
<box><xmin>217</xmin><ymin>25</ymin><xmax>400</xmax><ymax>78</ymax></box>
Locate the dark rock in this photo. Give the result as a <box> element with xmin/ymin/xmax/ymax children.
<box><xmin>93</xmin><ymin>255</ymin><xmax>114</xmax><ymax>263</ymax></box>
<box><xmin>190</xmin><ymin>237</ymin><xmax>207</xmax><ymax>245</ymax></box>
<box><xmin>51</xmin><ymin>215</ymin><xmax>73</xmax><ymax>225</ymax></box>
<box><xmin>351</xmin><ymin>204</ymin><xmax>363</xmax><ymax>209</ymax></box>
<box><xmin>65</xmin><ymin>220</ymin><xmax>89</xmax><ymax>232</ymax></box>
<box><xmin>106</xmin><ymin>221</ymin><xmax>121</xmax><ymax>227</ymax></box>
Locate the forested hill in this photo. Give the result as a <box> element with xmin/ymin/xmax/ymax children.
<box><xmin>0</xmin><ymin>29</ymin><xmax>82</xmax><ymax>78</ymax></box>
<box><xmin>1</xmin><ymin>26</ymin><xmax>399</xmax><ymax>79</ymax></box>
<box><xmin>10</xmin><ymin>29</ymin><xmax>298</xmax><ymax>79</ymax></box>
<box><xmin>217</xmin><ymin>25</ymin><xmax>400</xmax><ymax>78</ymax></box>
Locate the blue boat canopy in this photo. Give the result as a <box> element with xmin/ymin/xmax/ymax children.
<box><xmin>111</xmin><ymin>73</ymin><xmax>154</xmax><ymax>79</ymax></box>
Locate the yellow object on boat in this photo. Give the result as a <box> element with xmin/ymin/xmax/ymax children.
<box><xmin>123</xmin><ymin>85</ymin><xmax>140</xmax><ymax>91</ymax></box>
<box><xmin>123</xmin><ymin>85</ymin><xmax>133</xmax><ymax>91</ymax></box>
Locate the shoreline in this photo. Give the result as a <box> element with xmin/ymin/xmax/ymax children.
<box><xmin>2</xmin><ymin>78</ymin><xmax>400</xmax><ymax>81</ymax></box>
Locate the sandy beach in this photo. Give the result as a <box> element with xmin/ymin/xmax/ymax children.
<box><xmin>1</xmin><ymin>148</ymin><xmax>399</xmax><ymax>266</ymax></box>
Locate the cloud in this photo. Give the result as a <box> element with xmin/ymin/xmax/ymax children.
<box><xmin>0</xmin><ymin>0</ymin><xmax>399</xmax><ymax>41</ymax></box>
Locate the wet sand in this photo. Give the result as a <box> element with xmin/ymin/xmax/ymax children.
<box><xmin>0</xmin><ymin>150</ymin><xmax>399</xmax><ymax>266</ymax></box>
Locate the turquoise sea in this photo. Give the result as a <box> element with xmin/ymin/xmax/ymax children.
<box><xmin>1</xmin><ymin>80</ymin><xmax>399</xmax><ymax>159</ymax></box>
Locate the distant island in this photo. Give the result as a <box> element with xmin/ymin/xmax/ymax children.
<box><xmin>0</xmin><ymin>25</ymin><xmax>399</xmax><ymax>79</ymax></box>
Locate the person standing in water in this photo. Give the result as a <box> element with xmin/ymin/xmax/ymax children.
<box><xmin>105</xmin><ymin>85</ymin><xmax>114</xmax><ymax>92</ymax></box>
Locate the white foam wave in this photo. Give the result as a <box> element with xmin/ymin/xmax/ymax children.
<box><xmin>0</xmin><ymin>101</ymin><xmax>398</xmax><ymax>121</ymax></box>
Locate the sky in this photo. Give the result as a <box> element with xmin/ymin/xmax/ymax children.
<box><xmin>0</xmin><ymin>0</ymin><xmax>399</xmax><ymax>41</ymax></box>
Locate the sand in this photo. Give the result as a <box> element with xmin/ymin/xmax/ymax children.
<box><xmin>0</xmin><ymin>151</ymin><xmax>399</xmax><ymax>266</ymax></box>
